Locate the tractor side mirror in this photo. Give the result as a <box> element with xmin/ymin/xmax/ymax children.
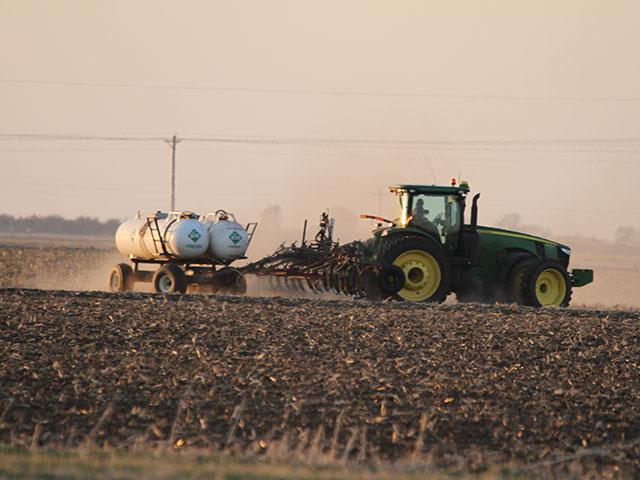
<box><xmin>471</xmin><ymin>193</ymin><xmax>481</xmax><ymax>231</ymax></box>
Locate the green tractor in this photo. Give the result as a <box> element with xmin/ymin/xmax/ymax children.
<box><xmin>244</xmin><ymin>181</ymin><xmax>593</xmax><ymax>307</ymax></box>
<box><xmin>364</xmin><ymin>181</ymin><xmax>592</xmax><ymax>307</ymax></box>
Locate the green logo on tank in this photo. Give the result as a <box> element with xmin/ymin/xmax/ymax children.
<box><xmin>229</xmin><ymin>231</ymin><xmax>242</xmax><ymax>244</ymax></box>
<box><xmin>188</xmin><ymin>229</ymin><xmax>202</xmax><ymax>243</ymax></box>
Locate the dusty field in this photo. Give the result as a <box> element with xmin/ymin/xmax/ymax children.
<box><xmin>0</xmin><ymin>239</ymin><xmax>119</xmax><ymax>292</ymax></box>
<box><xmin>1</xmin><ymin>288</ymin><xmax>640</xmax><ymax>478</ymax></box>
<box><xmin>1</xmin><ymin>237</ymin><xmax>639</xmax><ymax>307</ymax></box>
<box><xmin>568</xmin><ymin>239</ymin><xmax>640</xmax><ymax>309</ymax></box>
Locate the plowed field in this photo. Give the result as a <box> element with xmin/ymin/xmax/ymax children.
<box><xmin>2</xmin><ymin>288</ymin><xmax>640</xmax><ymax>477</ymax></box>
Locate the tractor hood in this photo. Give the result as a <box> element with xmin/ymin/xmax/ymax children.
<box><xmin>477</xmin><ymin>225</ymin><xmax>570</xmax><ymax>251</ymax></box>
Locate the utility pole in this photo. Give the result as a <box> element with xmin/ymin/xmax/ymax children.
<box><xmin>166</xmin><ymin>134</ymin><xmax>181</xmax><ymax>211</ymax></box>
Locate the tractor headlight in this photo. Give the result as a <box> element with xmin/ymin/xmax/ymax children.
<box><xmin>560</xmin><ymin>247</ymin><xmax>571</xmax><ymax>256</ymax></box>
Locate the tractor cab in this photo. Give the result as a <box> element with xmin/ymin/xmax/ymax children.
<box><xmin>387</xmin><ymin>181</ymin><xmax>475</xmax><ymax>256</ymax></box>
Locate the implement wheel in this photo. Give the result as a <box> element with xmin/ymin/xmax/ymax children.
<box><xmin>520</xmin><ymin>259</ymin><xmax>572</xmax><ymax>307</ymax></box>
<box><xmin>216</xmin><ymin>267</ymin><xmax>247</xmax><ymax>295</ymax></box>
<box><xmin>109</xmin><ymin>263</ymin><xmax>134</xmax><ymax>292</ymax></box>
<box><xmin>379</xmin><ymin>236</ymin><xmax>450</xmax><ymax>303</ymax></box>
<box><xmin>152</xmin><ymin>264</ymin><xmax>187</xmax><ymax>294</ymax></box>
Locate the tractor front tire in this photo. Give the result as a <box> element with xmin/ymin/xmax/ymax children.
<box><xmin>379</xmin><ymin>236</ymin><xmax>450</xmax><ymax>303</ymax></box>
<box><xmin>520</xmin><ymin>259</ymin><xmax>572</xmax><ymax>307</ymax></box>
<box><xmin>109</xmin><ymin>263</ymin><xmax>134</xmax><ymax>292</ymax></box>
<box><xmin>152</xmin><ymin>264</ymin><xmax>188</xmax><ymax>294</ymax></box>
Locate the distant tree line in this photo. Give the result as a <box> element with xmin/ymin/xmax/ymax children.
<box><xmin>0</xmin><ymin>214</ymin><xmax>120</xmax><ymax>236</ymax></box>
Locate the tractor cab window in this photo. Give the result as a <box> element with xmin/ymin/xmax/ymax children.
<box><xmin>410</xmin><ymin>194</ymin><xmax>461</xmax><ymax>246</ymax></box>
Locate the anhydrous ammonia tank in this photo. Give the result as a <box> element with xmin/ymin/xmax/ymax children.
<box><xmin>115</xmin><ymin>212</ymin><xmax>209</xmax><ymax>260</ymax></box>
<box><xmin>200</xmin><ymin>211</ymin><xmax>249</xmax><ymax>261</ymax></box>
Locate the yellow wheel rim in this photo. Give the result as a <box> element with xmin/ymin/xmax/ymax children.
<box><xmin>393</xmin><ymin>250</ymin><xmax>441</xmax><ymax>301</ymax></box>
<box><xmin>535</xmin><ymin>268</ymin><xmax>567</xmax><ymax>306</ymax></box>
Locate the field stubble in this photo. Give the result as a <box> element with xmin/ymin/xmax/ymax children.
<box><xmin>1</xmin><ymin>288</ymin><xmax>640</xmax><ymax>477</ymax></box>
<box><xmin>2</xmin><ymin>239</ymin><xmax>640</xmax><ymax>477</ymax></box>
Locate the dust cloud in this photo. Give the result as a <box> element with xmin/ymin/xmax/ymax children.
<box><xmin>0</xmin><ymin>226</ymin><xmax>638</xmax><ymax>309</ymax></box>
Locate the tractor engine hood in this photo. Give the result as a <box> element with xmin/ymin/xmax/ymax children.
<box><xmin>477</xmin><ymin>225</ymin><xmax>570</xmax><ymax>252</ymax></box>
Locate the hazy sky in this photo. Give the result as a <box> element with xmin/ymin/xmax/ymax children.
<box><xmin>1</xmin><ymin>0</ymin><xmax>639</xmax><ymax>241</ymax></box>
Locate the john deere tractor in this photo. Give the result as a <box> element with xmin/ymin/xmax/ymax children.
<box><xmin>244</xmin><ymin>181</ymin><xmax>593</xmax><ymax>307</ymax></box>
<box><xmin>361</xmin><ymin>181</ymin><xmax>593</xmax><ymax>307</ymax></box>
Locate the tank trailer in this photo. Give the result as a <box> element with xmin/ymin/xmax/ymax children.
<box><xmin>110</xmin><ymin>210</ymin><xmax>256</xmax><ymax>294</ymax></box>
<box><xmin>242</xmin><ymin>181</ymin><xmax>593</xmax><ymax>307</ymax></box>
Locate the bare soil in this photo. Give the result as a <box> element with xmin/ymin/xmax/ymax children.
<box><xmin>1</xmin><ymin>288</ymin><xmax>640</xmax><ymax>477</ymax></box>
<box><xmin>0</xmin><ymin>240</ymin><xmax>118</xmax><ymax>292</ymax></box>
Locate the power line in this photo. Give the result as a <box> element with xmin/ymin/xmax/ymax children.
<box><xmin>2</xmin><ymin>77</ymin><xmax>640</xmax><ymax>103</ymax></box>
<box><xmin>0</xmin><ymin>133</ymin><xmax>163</xmax><ymax>142</ymax></box>
<box><xmin>0</xmin><ymin>147</ymin><xmax>164</xmax><ymax>153</ymax></box>
<box><xmin>182</xmin><ymin>135</ymin><xmax>640</xmax><ymax>148</ymax></box>
<box><xmin>1</xmin><ymin>133</ymin><xmax>639</xmax><ymax>159</ymax></box>
<box><xmin>0</xmin><ymin>144</ymin><xmax>637</xmax><ymax>162</ymax></box>
<box><xmin>179</xmin><ymin>147</ymin><xmax>640</xmax><ymax>163</ymax></box>
<box><xmin>3</xmin><ymin>132</ymin><xmax>640</xmax><ymax>147</ymax></box>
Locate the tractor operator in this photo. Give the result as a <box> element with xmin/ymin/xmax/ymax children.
<box><xmin>412</xmin><ymin>198</ymin><xmax>440</xmax><ymax>238</ymax></box>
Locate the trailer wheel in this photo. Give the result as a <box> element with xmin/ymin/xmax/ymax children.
<box><xmin>152</xmin><ymin>264</ymin><xmax>187</xmax><ymax>294</ymax></box>
<box><xmin>109</xmin><ymin>263</ymin><xmax>134</xmax><ymax>292</ymax></box>
<box><xmin>379</xmin><ymin>236</ymin><xmax>450</xmax><ymax>303</ymax></box>
<box><xmin>520</xmin><ymin>259</ymin><xmax>572</xmax><ymax>307</ymax></box>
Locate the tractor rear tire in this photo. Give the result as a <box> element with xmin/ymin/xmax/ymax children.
<box><xmin>152</xmin><ymin>264</ymin><xmax>188</xmax><ymax>294</ymax></box>
<box><xmin>109</xmin><ymin>263</ymin><xmax>134</xmax><ymax>292</ymax></box>
<box><xmin>379</xmin><ymin>236</ymin><xmax>450</xmax><ymax>303</ymax></box>
<box><xmin>520</xmin><ymin>259</ymin><xmax>572</xmax><ymax>307</ymax></box>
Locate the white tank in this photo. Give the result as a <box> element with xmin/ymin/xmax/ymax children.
<box><xmin>200</xmin><ymin>211</ymin><xmax>249</xmax><ymax>261</ymax></box>
<box><xmin>115</xmin><ymin>212</ymin><xmax>209</xmax><ymax>260</ymax></box>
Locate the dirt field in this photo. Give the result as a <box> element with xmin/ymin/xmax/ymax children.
<box><xmin>1</xmin><ymin>235</ymin><xmax>639</xmax><ymax>307</ymax></box>
<box><xmin>1</xmin><ymin>238</ymin><xmax>640</xmax><ymax>477</ymax></box>
<box><xmin>2</xmin><ymin>288</ymin><xmax>640</xmax><ymax>477</ymax></box>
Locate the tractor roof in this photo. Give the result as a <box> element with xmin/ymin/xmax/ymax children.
<box><xmin>389</xmin><ymin>182</ymin><xmax>470</xmax><ymax>195</ymax></box>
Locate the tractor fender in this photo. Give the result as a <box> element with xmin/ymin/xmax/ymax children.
<box><xmin>381</xmin><ymin>227</ymin><xmax>441</xmax><ymax>246</ymax></box>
